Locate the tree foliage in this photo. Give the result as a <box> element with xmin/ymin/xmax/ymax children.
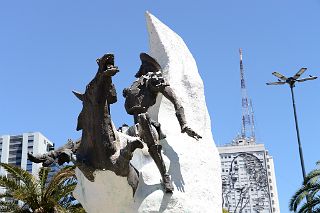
<box><xmin>289</xmin><ymin>161</ymin><xmax>320</xmax><ymax>213</ymax></box>
<box><xmin>222</xmin><ymin>208</ymin><xmax>230</xmax><ymax>213</ymax></box>
<box><xmin>0</xmin><ymin>163</ymin><xmax>85</xmax><ymax>213</ymax></box>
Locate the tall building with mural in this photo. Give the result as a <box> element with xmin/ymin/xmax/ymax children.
<box><xmin>218</xmin><ymin>49</ymin><xmax>280</xmax><ymax>213</ymax></box>
<box><xmin>218</xmin><ymin>137</ymin><xmax>280</xmax><ymax>213</ymax></box>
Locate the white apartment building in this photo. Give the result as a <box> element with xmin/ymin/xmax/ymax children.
<box><xmin>218</xmin><ymin>137</ymin><xmax>280</xmax><ymax>213</ymax></box>
<box><xmin>0</xmin><ymin>132</ymin><xmax>55</xmax><ymax>177</ymax></box>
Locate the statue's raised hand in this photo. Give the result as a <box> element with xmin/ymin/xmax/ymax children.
<box><xmin>182</xmin><ymin>126</ymin><xmax>202</xmax><ymax>140</ymax></box>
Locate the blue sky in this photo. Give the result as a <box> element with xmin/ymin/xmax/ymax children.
<box><xmin>1</xmin><ymin>1</ymin><xmax>319</xmax><ymax>212</ymax></box>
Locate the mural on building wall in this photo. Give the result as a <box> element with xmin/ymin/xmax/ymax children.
<box><xmin>222</xmin><ymin>153</ymin><xmax>269</xmax><ymax>213</ymax></box>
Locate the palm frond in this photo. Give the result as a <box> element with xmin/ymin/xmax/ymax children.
<box><xmin>55</xmin><ymin>183</ymin><xmax>77</xmax><ymax>205</ymax></box>
<box><xmin>290</xmin><ymin>161</ymin><xmax>320</xmax><ymax>212</ymax></box>
<box><xmin>0</xmin><ymin>200</ymin><xmax>30</xmax><ymax>213</ymax></box>
<box><xmin>289</xmin><ymin>186</ymin><xmax>309</xmax><ymax>211</ymax></box>
<box><xmin>0</xmin><ymin>163</ymin><xmax>38</xmax><ymax>202</ymax></box>
<box><xmin>0</xmin><ymin>176</ymin><xmax>21</xmax><ymax>191</ymax></box>
<box><xmin>0</xmin><ymin>192</ymin><xmax>14</xmax><ymax>199</ymax></box>
<box><xmin>53</xmin><ymin>204</ymin><xmax>68</xmax><ymax>213</ymax></box>
<box><xmin>44</xmin><ymin>166</ymin><xmax>76</xmax><ymax>200</ymax></box>
<box><xmin>38</xmin><ymin>167</ymin><xmax>50</xmax><ymax>197</ymax></box>
<box><xmin>289</xmin><ymin>183</ymin><xmax>320</xmax><ymax>211</ymax></box>
<box><xmin>12</xmin><ymin>187</ymin><xmax>41</xmax><ymax>211</ymax></box>
<box><xmin>0</xmin><ymin>165</ymin><xmax>40</xmax><ymax>210</ymax></box>
<box><xmin>296</xmin><ymin>196</ymin><xmax>320</xmax><ymax>213</ymax></box>
<box><xmin>0</xmin><ymin>163</ymin><xmax>84</xmax><ymax>212</ymax></box>
<box><xmin>0</xmin><ymin>163</ymin><xmax>36</xmax><ymax>187</ymax></box>
<box><xmin>66</xmin><ymin>203</ymin><xmax>86</xmax><ymax>213</ymax></box>
<box><xmin>304</xmin><ymin>169</ymin><xmax>320</xmax><ymax>185</ymax></box>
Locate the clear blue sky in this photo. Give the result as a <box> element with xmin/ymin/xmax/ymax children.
<box><xmin>1</xmin><ymin>1</ymin><xmax>319</xmax><ymax>212</ymax></box>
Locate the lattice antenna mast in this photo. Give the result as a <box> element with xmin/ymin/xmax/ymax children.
<box><xmin>239</xmin><ymin>49</ymin><xmax>251</xmax><ymax>139</ymax></box>
<box><xmin>249</xmin><ymin>99</ymin><xmax>256</xmax><ymax>140</ymax></box>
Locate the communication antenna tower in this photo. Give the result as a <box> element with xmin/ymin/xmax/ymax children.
<box><xmin>250</xmin><ymin>99</ymin><xmax>256</xmax><ymax>140</ymax></box>
<box><xmin>239</xmin><ymin>49</ymin><xmax>255</xmax><ymax>141</ymax></box>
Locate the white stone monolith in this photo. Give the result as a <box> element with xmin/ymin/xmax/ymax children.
<box><xmin>73</xmin><ymin>12</ymin><xmax>221</xmax><ymax>213</ymax></box>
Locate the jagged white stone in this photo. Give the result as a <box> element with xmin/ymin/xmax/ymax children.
<box><xmin>73</xmin><ymin>12</ymin><xmax>221</xmax><ymax>213</ymax></box>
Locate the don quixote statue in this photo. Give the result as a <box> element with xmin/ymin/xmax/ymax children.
<box><xmin>29</xmin><ymin>53</ymin><xmax>201</xmax><ymax>194</ymax></box>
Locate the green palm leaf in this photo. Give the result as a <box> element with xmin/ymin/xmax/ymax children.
<box><xmin>0</xmin><ymin>163</ymin><xmax>36</xmax><ymax>188</ymax></box>
<box><xmin>0</xmin><ymin>176</ymin><xmax>21</xmax><ymax>191</ymax></box>
<box><xmin>296</xmin><ymin>196</ymin><xmax>320</xmax><ymax>213</ymax></box>
<box><xmin>44</xmin><ymin>166</ymin><xmax>76</xmax><ymax>200</ymax></box>
<box><xmin>290</xmin><ymin>161</ymin><xmax>320</xmax><ymax>212</ymax></box>
<box><xmin>0</xmin><ymin>163</ymin><xmax>84</xmax><ymax>212</ymax></box>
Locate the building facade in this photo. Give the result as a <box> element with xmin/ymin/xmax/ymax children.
<box><xmin>218</xmin><ymin>137</ymin><xmax>280</xmax><ymax>213</ymax></box>
<box><xmin>0</xmin><ymin>132</ymin><xmax>55</xmax><ymax>177</ymax></box>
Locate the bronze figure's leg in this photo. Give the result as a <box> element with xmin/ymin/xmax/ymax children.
<box><xmin>148</xmin><ymin>144</ymin><xmax>173</xmax><ymax>193</ymax></box>
<box><xmin>150</xmin><ymin>119</ymin><xmax>166</xmax><ymax>140</ymax></box>
<box><xmin>137</xmin><ymin>113</ymin><xmax>174</xmax><ymax>193</ymax></box>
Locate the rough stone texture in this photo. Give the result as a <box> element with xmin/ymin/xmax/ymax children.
<box><xmin>73</xmin><ymin>12</ymin><xmax>221</xmax><ymax>213</ymax></box>
<box><xmin>136</xmin><ymin>12</ymin><xmax>222</xmax><ymax>212</ymax></box>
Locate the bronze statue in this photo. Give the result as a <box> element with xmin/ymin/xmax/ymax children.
<box><xmin>29</xmin><ymin>54</ymin><xmax>143</xmax><ymax>194</ymax></box>
<box><xmin>122</xmin><ymin>53</ymin><xmax>201</xmax><ymax>192</ymax></box>
<box><xmin>28</xmin><ymin>53</ymin><xmax>201</xmax><ymax>194</ymax></box>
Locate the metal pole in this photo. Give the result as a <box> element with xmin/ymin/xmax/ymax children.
<box><xmin>290</xmin><ymin>84</ymin><xmax>312</xmax><ymax>213</ymax></box>
<box><xmin>289</xmin><ymin>84</ymin><xmax>307</xmax><ymax>179</ymax></box>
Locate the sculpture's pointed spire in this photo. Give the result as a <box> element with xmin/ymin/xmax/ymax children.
<box><xmin>146</xmin><ymin>11</ymin><xmax>221</xmax><ymax>212</ymax></box>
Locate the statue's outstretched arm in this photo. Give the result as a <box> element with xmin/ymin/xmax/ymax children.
<box><xmin>160</xmin><ymin>86</ymin><xmax>202</xmax><ymax>140</ymax></box>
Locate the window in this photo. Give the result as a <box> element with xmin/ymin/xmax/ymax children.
<box><xmin>8</xmin><ymin>156</ymin><xmax>22</xmax><ymax>161</ymax></box>
<box><xmin>47</xmin><ymin>145</ymin><xmax>54</xmax><ymax>152</ymax></box>
<box><xmin>9</xmin><ymin>144</ymin><xmax>22</xmax><ymax>149</ymax></box>
<box><xmin>9</xmin><ymin>149</ymin><xmax>22</xmax><ymax>154</ymax></box>
<box><xmin>10</xmin><ymin>135</ymin><xmax>23</xmax><ymax>140</ymax></box>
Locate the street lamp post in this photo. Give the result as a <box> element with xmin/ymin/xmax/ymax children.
<box><xmin>289</xmin><ymin>82</ymin><xmax>306</xmax><ymax>178</ymax></box>
<box><xmin>267</xmin><ymin>68</ymin><xmax>317</xmax><ymax>213</ymax></box>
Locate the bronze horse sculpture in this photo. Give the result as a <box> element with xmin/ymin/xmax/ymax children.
<box><xmin>29</xmin><ymin>54</ymin><xmax>143</xmax><ymax>193</ymax></box>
